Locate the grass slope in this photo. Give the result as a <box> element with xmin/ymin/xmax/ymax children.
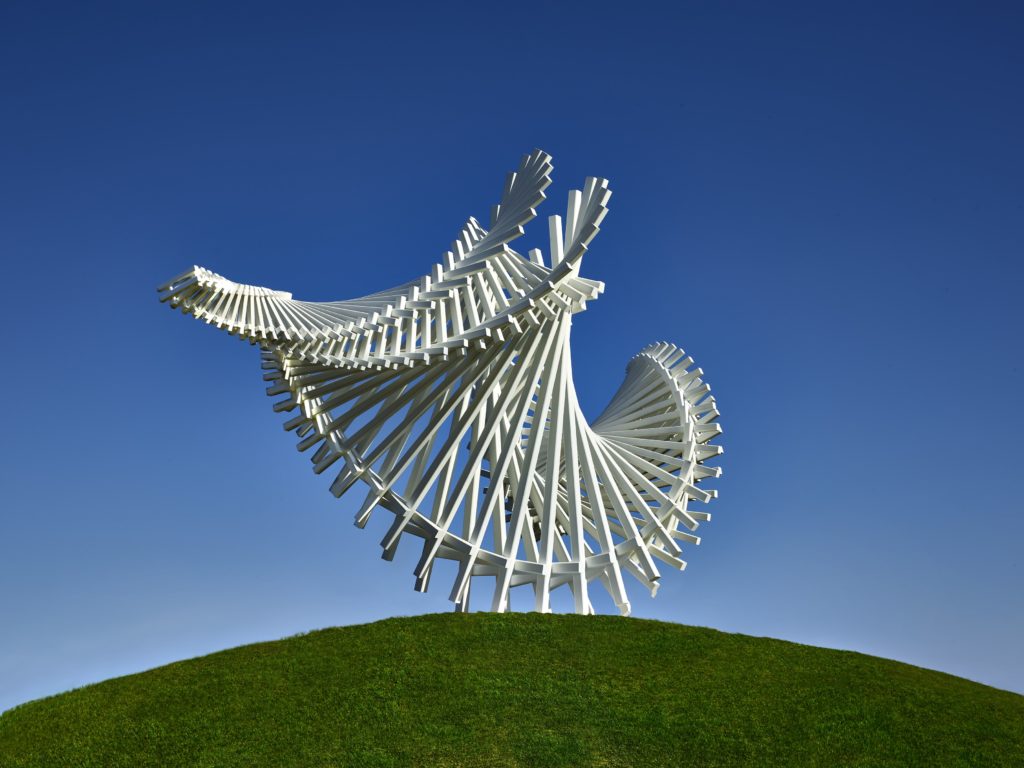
<box><xmin>1</xmin><ymin>613</ymin><xmax>1022</xmax><ymax>767</ymax></box>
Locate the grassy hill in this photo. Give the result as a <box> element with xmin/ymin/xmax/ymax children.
<box><xmin>1</xmin><ymin>613</ymin><xmax>1021</xmax><ymax>767</ymax></box>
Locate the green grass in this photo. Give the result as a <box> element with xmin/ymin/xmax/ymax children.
<box><xmin>1</xmin><ymin>613</ymin><xmax>1021</xmax><ymax>767</ymax></box>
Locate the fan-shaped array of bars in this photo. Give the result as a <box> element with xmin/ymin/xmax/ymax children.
<box><xmin>158</xmin><ymin>150</ymin><xmax>722</xmax><ymax>614</ymax></box>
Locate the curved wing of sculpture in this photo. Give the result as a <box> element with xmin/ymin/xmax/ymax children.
<box><xmin>158</xmin><ymin>150</ymin><xmax>722</xmax><ymax>615</ymax></box>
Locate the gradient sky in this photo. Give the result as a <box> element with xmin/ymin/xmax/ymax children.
<box><xmin>2</xmin><ymin>1</ymin><xmax>1022</xmax><ymax>712</ymax></box>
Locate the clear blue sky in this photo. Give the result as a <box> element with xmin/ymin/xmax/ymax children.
<box><xmin>2</xmin><ymin>1</ymin><xmax>1022</xmax><ymax>711</ymax></box>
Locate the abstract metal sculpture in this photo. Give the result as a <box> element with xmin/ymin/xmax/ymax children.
<box><xmin>159</xmin><ymin>150</ymin><xmax>722</xmax><ymax>615</ymax></box>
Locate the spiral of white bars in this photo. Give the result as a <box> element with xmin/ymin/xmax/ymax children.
<box><xmin>158</xmin><ymin>149</ymin><xmax>722</xmax><ymax>615</ymax></box>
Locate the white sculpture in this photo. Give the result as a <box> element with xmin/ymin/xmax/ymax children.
<box><xmin>158</xmin><ymin>150</ymin><xmax>722</xmax><ymax>615</ymax></box>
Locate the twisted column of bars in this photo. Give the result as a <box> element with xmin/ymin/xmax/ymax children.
<box><xmin>158</xmin><ymin>149</ymin><xmax>722</xmax><ymax>615</ymax></box>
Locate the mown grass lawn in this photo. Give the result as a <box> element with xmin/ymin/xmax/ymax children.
<box><xmin>2</xmin><ymin>613</ymin><xmax>1022</xmax><ymax>767</ymax></box>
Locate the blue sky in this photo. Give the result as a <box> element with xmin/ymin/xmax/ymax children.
<box><xmin>1</xmin><ymin>1</ymin><xmax>1022</xmax><ymax>711</ymax></box>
